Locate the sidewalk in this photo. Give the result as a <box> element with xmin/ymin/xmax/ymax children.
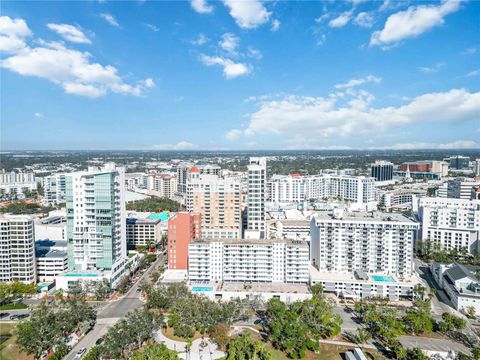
<box><xmin>154</xmin><ymin>328</ymin><xmax>225</xmax><ymax>360</ymax></box>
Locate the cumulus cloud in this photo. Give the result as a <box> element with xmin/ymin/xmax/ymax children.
<box><xmin>353</xmin><ymin>12</ymin><xmax>375</xmax><ymax>28</ymax></box>
<box><xmin>219</xmin><ymin>33</ymin><xmax>240</xmax><ymax>55</ymax></box>
<box><xmin>0</xmin><ymin>17</ymin><xmax>153</xmax><ymax>98</ymax></box>
<box><xmin>150</xmin><ymin>141</ymin><xmax>197</xmax><ymax>150</ymax></box>
<box><xmin>222</xmin><ymin>0</ymin><xmax>271</xmax><ymax>29</ymax></box>
<box><xmin>191</xmin><ymin>0</ymin><xmax>214</xmax><ymax>14</ymax></box>
<box><xmin>34</xmin><ymin>112</ymin><xmax>44</xmax><ymax>118</ymax></box>
<box><xmin>236</xmin><ymin>88</ymin><xmax>480</xmax><ymax>143</ymax></box>
<box><xmin>335</xmin><ymin>75</ymin><xmax>381</xmax><ymax>89</ymax></box>
<box><xmin>225</xmin><ymin>129</ymin><xmax>243</xmax><ymax>140</ymax></box>
<box><xmin>271</xmin><ymin>19</ymin><xmax>281</xmax><ymax>32</ymax></box>
<box><xmin>144</xmin><ymin>23</ymin><xmax>160</xmax><ymax>32</ymax></box>
<box><xmin>388</xmin><ymin>140</ymin><xmax>480</xmax><ymax>150</ymax></box>
<box><xmin>100</xmin><ymin>13</ymin><xmax>119</xmax><ymax>27</ymax></box>
<box><xmin>370</xmin><ymin>0</ymin><xmax>461</xmax><ymax>47</ymax></box>
<box><xmin>247</xmin><ymin>46</ymin><xmax>262</xmax><ymax>59</ymax></box>
<box><xmin>199</xmin><ymin>54</ymin><xmax>250</xmax><ymax>79</ymax></box>
<box><xmin>466</xmin><ymin>69</ymin><xmax>480</xmax><ymax>77</ymax></box>
<box><xmin>329</xmin><ymin>11</ymin><xmax>353</xmax><ymax>28</ymax></box>
<box><xmin>47</xmin><ymin>23</ymin><xmax>91</xmax><ymax>44</ymax></box>
<box><xmin>0</xmin><ymin>16</ymin><xmax>32</xmax><ymax>52</ymax></box>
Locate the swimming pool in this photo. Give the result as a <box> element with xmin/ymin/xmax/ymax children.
<box><xmin>64</xmin><ymin>273</ymin><xmax>98</xmax><ymax>277</ymax></box>
<box><xmin>191</xmin><ymin>286</ymin><xmax>213</xmax><ymax>292</ymax></box>
<box><xmin>371</xmin><ymin>275</ymin><xmax>396</xmax><ymax>283</ymax></box>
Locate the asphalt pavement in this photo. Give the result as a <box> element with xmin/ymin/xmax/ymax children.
<box><xmin>64</xmin><ymin>254</ymin><xmax>163</xmax><ymax>360</ymax></box>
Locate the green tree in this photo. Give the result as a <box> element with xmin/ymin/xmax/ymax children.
<box><xmin>472</xmin><ymin>347</ymin><xmax>480</xmax><ymax>360</ymax></box>
<box><xmin>310</xmin><ymin>283</ymin><xmax>324</xmax><ymax>299</ymax></box>
<box><xmin>210</xmin><ymin>323</ymin><xmax>231</xmax><ymax>351</ymax></box>
<box><xmin>130</xmin><ymin>343</ymin><xmax>180</xmax><ymax>360</ymax></box>
<box><xmin>226</xmin><ymin>333</ymin><xmax>271</xmax><ymax>360</ymax></box>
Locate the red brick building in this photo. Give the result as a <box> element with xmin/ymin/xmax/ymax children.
<box><xmin>167</xmin><ymin>212</ymin><xmax>201</xmax><ymax>270</ymax></box>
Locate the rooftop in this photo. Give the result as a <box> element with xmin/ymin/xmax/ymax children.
<box><xmin>313</xmin><ymin>211</ymin><xmax>417</xmax><ymax>223</ymax></box>
<box><xmin>192</xmin><ymin>238</ymin><xmax>308</xmax><ymax>246</ymax></box>
<box><xmin>36</xmin><ymin>249</ymin><xmax>67</xmax><ymax>259</ymax></box>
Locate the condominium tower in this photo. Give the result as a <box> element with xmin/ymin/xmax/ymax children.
<box><xmin>0</xmin><ymin>215</ymin><xmax>36</xmax><ymax>283</ymax></box>
<box><xmin>66</xmin><ymin>163</ymin><xmax>126</xmax><ymax>271</ymax></box>
<box><xmin>246</xmin><ymin>157</ymin><xmax>267</xmax><ymax>239</ymax></box>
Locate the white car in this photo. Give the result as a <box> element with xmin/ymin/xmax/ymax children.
<box><xmin>74</xmin><ymin>347</ymin><xmax>87</xmax><ymax>358</ymax></box>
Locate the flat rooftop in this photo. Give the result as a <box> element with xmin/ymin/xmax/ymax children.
<box><xmin>196</xmin><ymin>282</ymin><xmax>309</xmax><ymax>293</ymax></box>
<box><xmin>313</xmin><ymin>211</ymin><xmax>416</xmax><ymax>223</ymax></box>
<box><xmin>36</xmin><ymin>249</ymin><xmax>67</xmax><ymax>259</ymax></box>
<box><xmin>126</xmin><ymin>217</ymin><xmax>161</xmax><ymax>225</ymax></box>
<box><xmin>192</xmin><ymin>238</ymin><xmax>309</xmax><ymax>246</ymax></box>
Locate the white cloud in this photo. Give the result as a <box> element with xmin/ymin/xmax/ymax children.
<box><xmin>0</xmin><ymin>16</ymin><xmax>32</xmax><ymax>52</ymax></box>
<box><xmin>315</xmin><ymin>13</ymin><xmax>330</xmax><ymax>24</ymax></box>
<box><xmin>47</xmin><ymin>23</ymin><xmax>91</xmax><ymax>44</ymax></box>
<box><xmin>329</xmin><ymin>11</ymin><xmax>353</xmax><ymax>28</ymax></box>
<box><xmin>237</xmin><ymin>88</ymin><xmax>480</xmax><ymax>143</ymax></box>
<box><xmin>225</xmin><ymin>129</ymin><xmax>243</xmax><ymax>140</ymax></box>
<box><xmin>370</xmin><ymin>0</ymin><xmax>461</xmax><ymax>47</ymax></box>
<box><xmin>222</xmin><ymin>0</ymin><xmax>271</xmax><ymax>29</ymax></box>
<box><xmin>418</xmin><ymin>63</ymin><xmax>445</xmax><ymax>73</ymax></box>
<box><xmin>190</xmin><ymin>0</ymin><xmax>214</xmax><ymax>14</ymax></box>
<box><xmin>389</xmin><ymin>140</ymin><xmax>480</xmax><ymax>150</ymax></box>
<box><xmin>353</xmin><ymin>12</ymin><xmax>375</xmax><ymax>28</ymax></box>
<box><xmin>247</xmin><ymin>46</ymin><xmax>262</xmax><ymax>59</ymax></box>
<box><xmin>1</xmin><ymin>18</ymin><xmax>153</xmax><ymax>98</ymax></box>
<box><xmin>461</xmin><ymin>46</ymin><xmax>478</xmax><ymax>55</ymax></box>
<box><xmin>219</xmin><ymin>33</ymin><xmax>240</xmax><ymax>55</ymax></box>
<box><xmin>271</xmin><ymin>19</ymin><xmax>281</xmax><ymax>32</ymax></box>
<box><xmin>100</xmin><ymin>13</ymin><xmax>119</xmax><ymax>27</ymax></box>
<box><xmin>150</xmin><ymin>141</ymin><xmax>197</xmax><ymax>150</ymax></box>
<box><xmin>142</xmin><ymin>78</ymin><xmax>155</xmax><ymax>88</ymax></box>
<box><xmin>199</xmin><ymin>54</ymin><xmax>251</xmax><ymax>79</ymax></box>
<box><xmin>335</xmin><ymin>75</ymin><xmax>381</xmax><ymax>89</ymax></box>
<box><xmin>34</xmin><ymin>112</ymin><xmax>44</xmax><ymax>118</ymax></box>
<box><xmin>466</xmin><ymin>69</ymin><xmax>480</xmax><ymax>77</ymax></box>
<box><xmin>191</xmin><ymin>33</ymin><xmax>209</xmax><ymax>46</ymax></box>
<box><xmin>144</xmin><ymin>23</ymin><xmax>160</xmax><ymax>32</ymax></box>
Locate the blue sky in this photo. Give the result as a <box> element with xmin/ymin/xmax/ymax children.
<box><xmin>1</xmin><ymin>0</ymin><xmax>479</xmax><ymax>150</ymax></box>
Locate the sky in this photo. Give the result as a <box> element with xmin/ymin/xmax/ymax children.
<box><xmin>1</xmin><ymin>0</ymin><xmax>479</xmax><ymax>151</ymax></box>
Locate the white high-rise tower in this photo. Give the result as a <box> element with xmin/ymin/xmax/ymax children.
<box><xmin>246</xmin><ymin>157</ymin><xmax>267</xmax><ymax>239</ymax></box>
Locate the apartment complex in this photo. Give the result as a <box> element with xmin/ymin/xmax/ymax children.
<box><xmin>269</xmin><ymin>174</ymin><xmax>375</xmax><ymax>205</ymax></box>
<box><xmin>310</xmin><ymin>211</ymin><xmax>419</xmax><ymax>277</ymax></box>
<box><xmin>167</xmin><ymin>212</ymin><xmax>201</xmax><ymax>270</ymax></box>
<box><xmin>66</xmin><ymin>163</ymin><xmax>127</xmax><ymax>271</ymax></box>
<box><xmin>147</xmin><ymin>173</ymin><xmax>177</xmax><ymax>199</ymax></box>
<box><xmin>186</xmin><ymin>169</ymin><xmax>242</xmax><ymax>238</ymax></box>
<box><xmin>419</xmin><ymin>197</ymin><xmax>480</xmax><ymax>254</ymax></box>
<box><xmin>43</xmin><ymin>173</ymin><xmax>66</xmax><ymax>205</ymax></box>
<box><xmin>126</xmin><ymin>217</ymin><xmax>162</xmax><ymax>246</ymax></box>
<box><xmin>0</xmin><ymin>215</ymin><xmax>36</xmax><ymax>283</ymax></box>
<box><xmin>439</xmin><ymin>178</ymin><xmax>480</xmax><ymax>200</ymax></box>
<box><xmin>0</xmin><ymin>171</ymin><xmax>37</xmax><ymax>194</ymax></box>
<box><xmin>188</xmin><ymin>238</ymin><xmax>309</xmax><ymax>284</ymax></box>
<box><xmin>35</xmin><ymin>240</ymin><xmax>67</xmax><ymax>282</ymax></box>
<box><xmin>246</xmin><ymin>157</ymin><xmax>267</xmax><ymax>239</ymax></box>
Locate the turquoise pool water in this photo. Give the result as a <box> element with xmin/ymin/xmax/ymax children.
<box><xmin>191</xmin><ymin>286</ymin><xmax>213</xmax><ymax>292</ymax></box>
<box><xmin>64</xmin><ymin>273</ymin><xmax>98</xmax><ymax>277</ymax></box>
<box><xmin>371</xmin><ymin>275</ymin><xmax>396</xmax><ymax>282</ymax></box>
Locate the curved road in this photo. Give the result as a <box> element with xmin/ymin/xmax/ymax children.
<box><xmin>65</xmin><ymin>255</ymin><xmax>163</xmax><ymax>360</ymax></box>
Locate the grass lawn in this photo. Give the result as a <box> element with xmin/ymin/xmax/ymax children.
<box><xmin>0</xmin><ymin>303</ymin><xmax>28</xmax><ymax>310</ymax></box>
<box><xmin>163</xmin><ymin>327</ymin><xmax>203</xmax><ymax>342</ymax></box>
<box><xmin>0</xmin><ymin>323</ymin><xmax>33</xmax><ymax>360</ymax></box>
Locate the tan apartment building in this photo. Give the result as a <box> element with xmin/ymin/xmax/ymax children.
<box><xmin>186</xmin><ymin>167</ymin><xmax>242</xmax><ymax>239</ymax></box>
<box><xmin>147</xmin><ymin>173</ymin><xmax>177</xmax><ymax>199</ymax></box>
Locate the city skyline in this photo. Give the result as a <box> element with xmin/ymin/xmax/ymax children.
<box><xmin>1</xmin><ymin>0</ymin><xmax>480</xmax><ymax>150</ymax></box>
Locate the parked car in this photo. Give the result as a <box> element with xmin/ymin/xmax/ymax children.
<box><xmin>0</xmin><ymin>312</ymin><xmax>8</xmax><ymax>319</ymax></box>
<box><xmin>74</xmin><ymin>347</ymin><xmax>87</xmax><ymax>358</ymax></box>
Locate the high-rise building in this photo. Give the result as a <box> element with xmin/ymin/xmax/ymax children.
<box><xmin>370</xmin><ymin>161</ymin><xmax>394</xmax><ymax>182</ymax></box>
<box><xmin>65</xmin><ymin>163</ymin><xmax>126</xmax><ymax>271</ymax></box>
<box><xmin>175</xmin><ymin>163</ymin><xmax>193</xmax><ymax>195</ymax></box>
<box><xmin>188</xmin><ymin>238</ymin><xmax>309</xmax><ymax>284</ymax></box>
<box><xmin>419</xmin><ymin>197</ymin><xmax>480</xmax><ymax>254</ymax></box>
<box><xmin>186</xmin><ymin>170</ymin><xmax>242</xmax><ymax>239</ymax></box>
<box><xmin>167</xmin><ymin>212</ymin><xmax>200</xmax><ymax>270</ymax></box>
<box><xmin>310</xmin><ymin>211</ymin><xmax>419</xmax><ymax>277</ymax></box>
<box><xmin>444</xmin><ymin>155</ymin><xmax>470</xmax><ymax>170</ymax></box>
<box><xmin>0</xmin><ymin>171</ymin><xmax>37</xmax><ymax>194</ymax></box>
<box><xmin>246</xmin><ymin>157</ymin><xmax>267</xmax><ymax>239</ymax></box>
<box><xmin>0</xmin><ymin>215</ymin><xmax>36</xmax><ymax>283</ymax></box>
<box><xmin>475</xmin><ymin>159</ymin><xmax>480</xmax><ymax>177</ymax></box>
<box><xmin>43</xmin><ymin>173</ymin><xmax>66</xmax><ymax>205</ymax></box>
<box><xmin>126</xmin><ymin>217</ymin><xmax>162</xmax><ymax>247</ymax></box>
<box><xmin>147</xmin><ymin>173</ymin><xmax>177</xmax><ymax>199</ymax></box>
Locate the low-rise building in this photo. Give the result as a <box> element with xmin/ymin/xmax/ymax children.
<box><xmin>126</xmin><ymin>217</ymin><xmax>162</xmax><ymax>247</ymax></box>
<box><xmin>188</xmin><ymin>238</ymin><xmax>309</xmax><ymax>284</ymax></box>
<box><xmin>431</xmin><ymin>263</ymin><xmax>480</xmax><ymax>314</ymax></box>
<box><xmin>35</xmin><ymin>240</ymin><xmax>68</xmax><ymax>283</ymax></box>
<box><xmin>0</xmin><ymin>171</ymin><xmax>37</xmax><ymax>194</ymax></box>
<box><xmin>34</xmin><ymin>216</ymin><xmax>66</xmax><ymax>241</ymax></box>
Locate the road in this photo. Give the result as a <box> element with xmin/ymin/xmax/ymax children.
<box><xmin>64</xmin><ymin>254</ymin><xmax>163</xmax><ymax>360</ymax></box>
